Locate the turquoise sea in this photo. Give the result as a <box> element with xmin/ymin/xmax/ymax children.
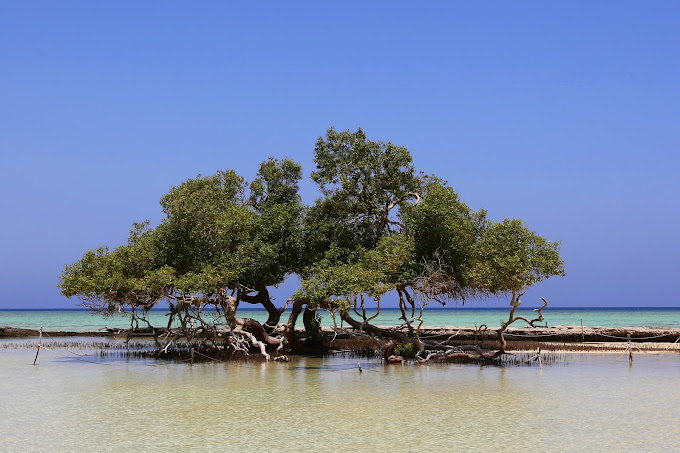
<box><xmin>2</xmin><ymin>307</ymin><xmax>679</xmax><ymax>332</ymax></box>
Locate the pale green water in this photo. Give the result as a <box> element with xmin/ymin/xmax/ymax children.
<box><xmin>1</xmin><ymin>346</ymin><xmax>679</xmax><ymax>452</ymax></box>
<box><xmin>2</xmin><ymin>307</ymin><xmax>680</xmax><ymax>332</ymax></box>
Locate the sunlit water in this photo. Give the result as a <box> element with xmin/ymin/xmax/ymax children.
<box><xmin>2</xmin><ymin>307</ymin><xmax>680</xmax><ymax>332</ymax></box>
<box><xmin>1</xmin><ymin>345</ymin><xmax>679</xmax><ymax>452</ymax></box>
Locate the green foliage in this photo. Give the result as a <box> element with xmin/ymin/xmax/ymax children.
<box><xmin>298</xmin><ymin>128</ymin><xmax>565</xmax><ymax>308</ymax></box>
<box><xmin>305</xmin><ymin>127</ymin><xmax>422</xmax><ymax>258</ymax></box>
<box><xmin>304</xmin><ymin>310</ymin><xmax>324</xmax><ymax>346</ymax></box>
<box><xmin>402</xmin><ymin>182</ymin><xmax>477</xmax><ymax>266</ymax></box>
<box><xmin>311</xmin><ymin>127</ymin><xmax>420</xmax><ymax>203</ymax></box>
<box><xmin>394</xmin><ymin>342</ymin><xmax>416</xmax><ymax>358</ymax></box>
<box><xmin>249</xmin><ymin>157</ymin><xmax>303</xmax><ymax>208</ymax></box>
<box><xmin>58</xmin><ymin>227</ymin><xmax>174</xmax><ymax>314</ymax></box>
<box><xmin>296</xmin><ymin>234</ymin><xmax>416</xmax><ymax>309</ymax></box>
<box><xmin>60</xmin><ymin>127</ymin><xmax>565</xmax><ymax>322</ymax></box>
<box><xmin>60</xmin><ymin>158</ymin><xmax>304</xmax><ymax>312</ymax></box>
<box><xmin>399</xmin><ymin>181</ymin><xmax>482</xmax><ymax>301</ymax></box>
<box><xmin>470</xmin><ymin>218</ymin><xmax>566</xmax><ymax>294</ymax></box>
<box><xmin>298</xmin><ymin>127</ymin><xmax>426</xmax><ymax>307</ymax></box>
<box><xmin>246</xmin><ymin>158</ymin><xmax>305</xmax><ymax>283</ymax></box>
<box><xmin>156</xmin><ymin>169</ymin><xmax>253</xmax><ymax>275</ymax></box>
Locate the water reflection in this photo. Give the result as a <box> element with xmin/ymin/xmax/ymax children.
<box><xmin>1</xmin><ymin>350</ymin><xmax>679</xmax><ymax>452</ymax></box>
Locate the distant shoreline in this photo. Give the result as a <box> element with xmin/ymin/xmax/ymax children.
<box><xmin>2</xmin><ymin>306</ymin><xmax>680</xmax><ymax>311</ymax></box>
<box><xmin>3</xmin><ymin>324</ymin><xmax>679</xmax><ymax>343</ymax></box>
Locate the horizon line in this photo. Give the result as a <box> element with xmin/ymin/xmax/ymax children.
<box><xmin>2</xmin><ymin>306</ymin><xmax>679</xmax><ymax>311</ymax></box>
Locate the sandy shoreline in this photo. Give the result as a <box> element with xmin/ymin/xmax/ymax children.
<box><xmin>3</xmin><ymin>324</ymin><xmax>679</xmax><ymax>353</ymax></box>
<box><xmin>3</xmin><ymin>324</ymin><xmax>680</xmax><ymax>340</ymax></box>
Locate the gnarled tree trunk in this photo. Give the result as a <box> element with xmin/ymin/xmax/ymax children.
<box><xmin>339</xmin><ymin>311</ymin><xmax>415</xmax><ymax>345</ymax></box>
<box><xmin>216</xmin><ymin>290</ymin><xmax>282</xmax><ymax>360</ymax></box>
<box><xmin>284</xmin><ymin>298</ymin><xmax>305</xmax><ymax>349</ymax></box>
<box><xmin>237</xmin><ymin>285</ymin><xmax>282</xmax><ymax>331</ymax></box>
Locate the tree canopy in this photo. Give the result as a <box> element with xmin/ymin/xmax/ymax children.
<box><xmin>59</xmin><ymin>127</ymin><xmax>565</xmax><ymax>359</ymax></box>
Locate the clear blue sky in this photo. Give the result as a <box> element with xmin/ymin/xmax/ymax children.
<box><xmin>1</xmin><ymin>1</ymin><xmax>678</xmax><ymax>309</ymax></box>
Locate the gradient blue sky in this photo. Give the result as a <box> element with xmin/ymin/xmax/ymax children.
<box><xmin>1</xmin><ymin>1</ymin><xmax>678</xmax><ymax>309</ymax></box>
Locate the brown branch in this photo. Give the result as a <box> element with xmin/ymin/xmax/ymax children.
<box><xmin>237</xmin><ymin>286</ymin><xmax>281</xmax><ymax>330</ymax></box>
<box><xmin>340</xmin><ymin>311</ymin><xmax>414</xmax><ymax>344</ymax></box>
<box><xmin>352</xmin><ymin>295</ymin><xmax>361</xmax><ymax>319</ymax></box>
<box><xmin>396</xmin><ymin>285</ymin><xmax>414</xmax><ymax>336</ymax></box>
<box><xmin>361</xmin><ymin>295</ymin><xmax>381</xmax><ymax>329</ymax></box>
<box><xmin>219</xmin><ymin>290</ymin><xmax>282</xmax><ymax>347</ymax></box>
<box><xmin>285</xmin><ymin>298</ymin><xmax>305</xmax><ymax>348</ymax></box>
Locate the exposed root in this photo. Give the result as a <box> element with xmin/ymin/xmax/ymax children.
<box><xmin>233</xmin><ymin>329</ymin><xmax>270</xmax><ymax>361</ymax></box>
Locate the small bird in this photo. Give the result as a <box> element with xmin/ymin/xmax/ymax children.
<box><xmin>358</xmin><ymin>362</ymin><xmax>362</xmax><ymax>373</ymax></box>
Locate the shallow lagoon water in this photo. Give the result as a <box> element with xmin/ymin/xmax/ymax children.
<box><xmin>2</xmin><ymin>307</ymin><xmax>680</xmax><ymax>332</ymax></box>
<box><xmin>1</xmin><ymin>345</ymin><xmax>679</xmax><ymax>452</ymax></box>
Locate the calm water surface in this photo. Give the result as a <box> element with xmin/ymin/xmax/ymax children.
<box><xmin>1</xmin><ymin>345</ymin><xmax>679</xmax><ymax>452</ymax></box>
<box><xmin>2</xmin><ymin>307</ymin><xmax>680</xmax><ymax>332</ymax></box>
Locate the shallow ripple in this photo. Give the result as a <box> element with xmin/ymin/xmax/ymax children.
<box><xmin>1</xmin><ymin>351</ymin><xmax>679</xmax><ymax>452</ymax></box>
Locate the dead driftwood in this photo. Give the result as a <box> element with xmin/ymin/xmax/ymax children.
<box><xmin>11</xmin><ymin>292</ymin><xmax>680</xmax><ymax>364</ymax></box>
<box><xmin>330</xmin><ymin>291</ymin><xmax>547</xmax><ymax>364</ymax></box>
